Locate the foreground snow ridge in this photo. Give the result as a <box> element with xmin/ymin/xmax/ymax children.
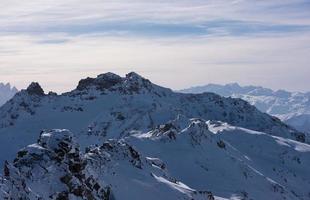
<box><xmin>0</xmin><ymin>72</ymin><xmax>309</xmax><ymax>199</ymax></box>
<box><xmin>1</xmin><ymin>119</ymin><xmax>310</xmax><ymax>199</ymax></box>
<box><xmin>0</xmin><ymin>129</ymin><xmax>214</xmax><ymax>200</ymax></box>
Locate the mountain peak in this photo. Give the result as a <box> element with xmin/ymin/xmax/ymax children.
<box><xmin>75</xmin><ymin>71</ymin><xmax>160</xmax><ymax>95</ymax></box>
<box><xmin>97</xmin><ymin>72</ymin><xmax>122</xmax><ymax>80</ymax></box>
<box><xmin>26</xmin><ymin>82</ymin><xmax>45</xmax><ymax>96</ymax></box>
<box><xmin>0</xmin><ymin>82</ymin><xmax>17</xmax><ymax>92</ymax></box>
<box><xmin>5</xmin><ymin>83</ymin><xmax>11</xmax><ymax>89</ymax></box>
<box><xmin>126</xmin><ymin>72</ymin><xmax>145</xmax><ymax>80</ymax></box>
<box><xmin>76</xmin><ymin>72</ymin><xmax>123</xmax><ymax>91</ymax></box>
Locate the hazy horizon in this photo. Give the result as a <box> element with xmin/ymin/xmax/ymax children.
<box><xmin>1</xmin><ymin>72</ymin><xmax>309</xmax><ymax>95</ymax></box>
<box><xmin>0</xmin><ymin>0</ymin><xmax>309</xmax><ymax>93</ymax></box>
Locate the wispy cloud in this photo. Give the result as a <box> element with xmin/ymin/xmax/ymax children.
<box><xmin>1</xmin><ymin>0</ymin><xmax>310</xmax><ymax>36</ymax></box>
<box><xmin>0</xmin><ymin>0</ymin><xmax>309</xmax><ymax>92</ymax></box>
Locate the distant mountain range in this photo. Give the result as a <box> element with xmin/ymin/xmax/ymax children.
<box><xmin>180</xmin><ymin>83</ymin><xmax>310</xmax><ymax>134</ymax></box>
<box><xmin>0</xmin><ymin>73</ymin><xmax>309</xmax><ymax>199</ymax></box>
<box><xmin>0</xmin><ymin>83</ymin><xmax>18</xmax><ymax>106</ymax></box>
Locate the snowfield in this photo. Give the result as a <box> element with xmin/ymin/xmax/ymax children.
<box><xmin>0</xmin><ymin>72</ymin><xmax>309</xmax><ymax>199</ymax></box>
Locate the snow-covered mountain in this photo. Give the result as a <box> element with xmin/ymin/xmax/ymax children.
<box><xmin>0</xmin><ymin>72</ymin><xmax>309</xmax><ymax>199</ymax></box>
<box><xmin>180</xmin><ymin>83</ymin><xmax>310</xmax><ymax>134</ymax></box>
<box><xmin>0</xmin><ymin>83</ymin><xmax>18</xmax><ymax>106</ymax></box>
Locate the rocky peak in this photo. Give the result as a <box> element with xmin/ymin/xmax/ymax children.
<box><xmin>123</xmin><ymin>72</ymin><xmax>154</xmax><ymax>93</ymax></box>
<box><xmin>75</xmin><ymin>71</ymin><xmax>160</xmax><ymax>95</ymax></box>
<box><xmin>97</xmin><ymin>72</ymin><xmax>122</xmax><ymax>81</ymax></box>
<box><xmin>26</xmin><ymin>82</ymin><xmax>45</xmax><ymax>96</ymax></box>
<box><xmin>76</xmin><ymin>72</ymin><xmax>123</xmax><ymax>91</ymax></box>
<box><xmin>125</xmin><ymin>72</ymin><xmax>145</xmax><ymax>80</ymax></box>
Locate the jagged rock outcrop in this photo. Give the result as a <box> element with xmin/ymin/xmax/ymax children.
<box><xmin>0</xmin><ymin>129</ymin><xmax>113</xmax><ymax>200</ymax></box>
<box><xmin>26</xmin><ymin>82</ymin><xmax>45</xmax><ymax>96</ymax></box>
<box><xmin>74</xmin><ymin>72</ymin><xmax>169</xmax><ymax>96</ymax></box>
<box><xmin>77</xmin><ymin>72</ymin><xmax>123</xmax><ymax>91</ymax></box>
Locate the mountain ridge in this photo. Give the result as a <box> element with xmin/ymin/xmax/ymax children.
<box><xmin>180</xmin><ymin>83</ymin><xmax>310</xmax><ymax>134</ymax></box>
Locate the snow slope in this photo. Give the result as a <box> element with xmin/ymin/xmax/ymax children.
<box><xmin>0</xmin><ymin>83</ymin><xmax>18</xmax><ymax>106</ymax></box>
<box><xmin>1</xmin><ymin>119</ymin><xmax>309</xmax><ymax>199</ymax></box>
<box><xmin>128</xmin><ymin>118</ymin><xmax>310</xmax><ymax>200</ymax></box>
<box><xmin>180</xmin><ymin>83</ymin><xmax>310</xmax><ymax>134</ymax></box>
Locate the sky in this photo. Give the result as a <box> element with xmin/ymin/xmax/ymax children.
<box><xmin>0</xmin><ymin>0</ymin><xmax>309</xmax><ymax>93</ymax></box>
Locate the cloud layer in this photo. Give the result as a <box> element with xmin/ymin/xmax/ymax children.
<box><xmin>0</xmin><ymin>0</ymin><xmax>309</xmax><ymax>92</ymax></box>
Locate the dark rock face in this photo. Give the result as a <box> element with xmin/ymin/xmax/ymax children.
<box><xmin>217</xmin><ymin>140</ymin><xmax>226</xmax><ymax>149</ymax></box>
<box><xmin>48</xmin><ymin>91</ymin><xmax>58</xmax><ymax>96</ymax></box>
<box><xmin>99</xmin><ymin>140</ymin><xmax>143</xmax><ymax>169</ymax></box>
<box><xmin>77</xmin><ymin>73</ymin><xmax>123</xmax><ymax>91</ymax></box>
<box><xmin>75</xmin><ymin>72</ymin><xmax>159</xmax><ymax>95</ymax></box>
<box><xmin>76</xmin><ymin>77</ymin><xmax>95</xmax><ymax>91</ymax></box>
<box><xmin>26</xmin><ymin>82</ymin><xmax>45</xmax><ymax>96</ymax></box>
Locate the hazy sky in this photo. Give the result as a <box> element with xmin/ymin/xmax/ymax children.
<box><xmin>0</xmin><ymin>0</ymin><xmax>309</xmax><ymax>93</ymax></box>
